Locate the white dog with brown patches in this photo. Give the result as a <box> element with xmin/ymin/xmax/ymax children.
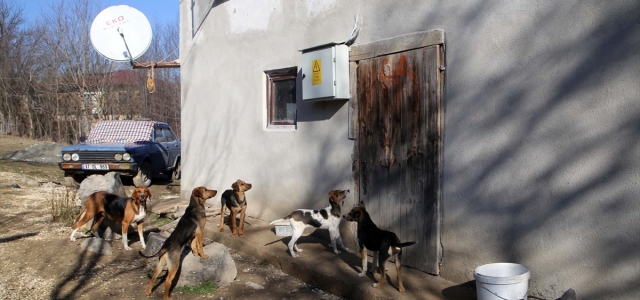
<box><xmin>270</xmin><ymin>190</ymin><xmax>350</xmax><ymax>258</ymax></box>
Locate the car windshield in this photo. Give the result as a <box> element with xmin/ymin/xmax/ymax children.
<box><xmin>86</xmin><ymin>120</ymin><xmax>156</xmax><ymax>144</ymax></box>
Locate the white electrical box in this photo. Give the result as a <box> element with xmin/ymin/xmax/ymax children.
<box><xmin>301</xmin><ymin>43</ymin><xmax>350</xmax><ymax>101</ymax></box>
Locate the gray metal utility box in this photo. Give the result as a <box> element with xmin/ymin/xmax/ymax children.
<box><xmin>301</xmin><ymin>43</ymin><xmax>350</xmax><ymax>101</ymax></box>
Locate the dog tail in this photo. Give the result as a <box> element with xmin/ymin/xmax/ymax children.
<box><xmin>139</xmin><ymin>248</ymin><xmax>166</xmax><ymax>258</ymax></box>
<box><xmin>269</xmin><ymin>218</ymin><xmax>290</xmax><ymax>225</ymax></box>
<box><xmin>395</xmin><ymin>241</ymin><xmax>417</xmax><ymax>248</ymax></box>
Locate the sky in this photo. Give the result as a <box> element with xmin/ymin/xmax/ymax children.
<box><xmin>19</xmin><ymin>0</ymin><xmax>179</xmax><ymax>25</ymax></box>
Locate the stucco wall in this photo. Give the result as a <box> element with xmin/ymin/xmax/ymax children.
<box><xmin>179</xmin><ymin>1</ymin><xmax>640</xmax><ymax>299</ymax></box>
<box><xmin>178</xmin><ymin>0</ymin><xmax>356</xmax><ymax>220</ymax></box>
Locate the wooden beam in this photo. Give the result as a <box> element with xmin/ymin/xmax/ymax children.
<box><xmin>350</xmin><ymin>29</ymin><xmax>444</xmax><ymax>62</ymax></box>
<box><xmin>132</xmin><ymin>61</ymin><xmax>180</xmax><ymax>69</ymax></box>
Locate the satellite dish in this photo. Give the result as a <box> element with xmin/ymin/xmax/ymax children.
<box><xmin>90</xmin><ymin>5</ymin><xmax>152</xmax><ymax>62</ymax></box>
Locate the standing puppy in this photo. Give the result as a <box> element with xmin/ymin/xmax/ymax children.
<box><xmin>343</xmin><ymin>201</ymin><xmax>416</xmax><ymax>292</ymax></box>
<box><xmin>70</xmin><ymin>186</ymin><xmax>152</xmax><ymax>250</ymax></box>
<box><xmin>219</xmin><ymin>179</ymin><xmax>252</xmax><ymax>237</ymax></box>
<box><xmin>270</xmin><ymin>190</ymin><xmax>350</xmax><ymax>258</ymax></box>
<box><xmin>141</xmin><ymin>186</ymin><xmax>217</xmax><ymax>300</ymax></box>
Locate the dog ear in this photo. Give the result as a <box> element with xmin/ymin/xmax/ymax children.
<box><xmin>232</xmin><ymin>181</ymin><xmax>239</xmax><ymax>191</ymax></box>
<box><xmin>358</xmin><ymin>201</ymin><xmax>366</xmax><ymax>208</ymax></box>
<box><xmin>145</xmin><ymin>189</ymin><xmax>152</xmax><ymax>202</ymax></box>
<box><xmin>328</xmin><ymin>190</ymin><xmax>337</xmax><ymax>201</ymax></box>
<box><xmin>192</xmin><ymin>187</ymin><xmax>202</xmax><ymax>198</ymax></box>
<box><xmin>132</xmin><ymin>189</ymin><xmax>140</xmax><ymax>200</ymax></box>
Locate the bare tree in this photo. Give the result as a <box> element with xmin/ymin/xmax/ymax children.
<box><xmin>0</xmin><ymin>0</ymin><xmax>25</xmax><ymax>135</ymax></box>
<box><xmin>36</xmin><ymin>0</ymin><xmax>115</xmax><ymax>142</ymax></box>
<box><xmin>0</xmin><ymin>0</ymin><xmax>181</xmax><ymax>143</ymax></box>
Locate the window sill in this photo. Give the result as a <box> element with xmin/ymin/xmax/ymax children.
<box><xmin>265</xmin><ymin>124</ymin><xmax>296</xmax><ymax>131</ymax></box>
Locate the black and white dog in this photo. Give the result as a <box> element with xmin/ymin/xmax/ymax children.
<box><xmin>270</xmin><ymin>190</ymin><xmax>350</xmax><ymax>258</ymax></box>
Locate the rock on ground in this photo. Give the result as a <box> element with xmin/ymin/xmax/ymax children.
<box><xmin>143</xmin><ymin>234</ymin><xmax>238</xmax><ymax>288</ymax></box>
<box><xmin>77</xmin><ymin>172</ymin><xmax>127</xmax><ymax>204</ymax></box>
<box><xmin>141</xmin><ymin>232</ymin><xmax>168</xmax><ymax>257</ymax></box>
<box><xmin>0</xmin><ymin>141</ymin><xmax>65</xmax><ymax>165</ymax></box>
<box><xmin>176</xmin><ymin>242</ymin><xmax>237</xmax><ymax>288</ymax></box>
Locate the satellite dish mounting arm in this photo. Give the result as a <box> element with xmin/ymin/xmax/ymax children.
<box><xmin>117</xmin><ymin>27</ymin><xmax>135</xmax><ymax>67</ymax></box>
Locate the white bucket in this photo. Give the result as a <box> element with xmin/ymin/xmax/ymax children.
<box><xmin>473</xmin><ymin>263</ymin><xmax>530</xmax><ymax>300</ymax></box>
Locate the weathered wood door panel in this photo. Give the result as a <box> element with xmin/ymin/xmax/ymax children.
<box><xmin>357</xmin><ymin>45</ymin><xmax>443</xmax><ymax>274</ymax></box>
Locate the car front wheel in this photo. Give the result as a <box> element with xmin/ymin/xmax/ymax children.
<box><xmin>133</xmin><ymin>161</ymin><xmax>152</xmax><ymax>187</ymax></box>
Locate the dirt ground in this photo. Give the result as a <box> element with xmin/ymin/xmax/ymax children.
<box><xmin>0</xmin><ymin>134</ymin><xmax>342</xmax><ymax>300</ymax></box>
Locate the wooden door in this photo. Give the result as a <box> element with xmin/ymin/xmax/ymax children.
<box><xmin>356</xmin><ymin>45</ymin><xmax>443</xmax><ymax>274</ymax></box>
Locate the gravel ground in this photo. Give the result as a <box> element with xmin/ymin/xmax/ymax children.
<box><xmin>0</xmin><ymin>134</ymin><xmax>343</xmax><ymax>300</ymax></box>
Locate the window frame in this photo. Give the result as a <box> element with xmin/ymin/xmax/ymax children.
<box><xmin>265</xmin><ymin>67</ymin><xmax>297</xmax><ymax>128</ymax></box>
<box><xmin>191</xmin><ymin>0</ymin><xmax>214</xmax><ymax>36</ymax></box>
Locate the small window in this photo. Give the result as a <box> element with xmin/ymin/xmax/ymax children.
<box><xmin>154</xmin><ymin>127</ymin><xmax>165</xmax><ymax>142</ymax></box>
<box><xmin>266</xmin><ymin>67</ymin><xmax>297</xmax><ymax>127</ymax></box>
<box><xmin>192</xmin><ymin>0</ymin><xmax>214</xmax><ymax>35</ymax></box>
<box><xmin>162</xmin><ymin>127</ymin><xmax>176</xmax><ymax>142</ymax></box>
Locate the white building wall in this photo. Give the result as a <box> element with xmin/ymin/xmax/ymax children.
<box><xmin>179</xmin><ymin>1</ymin><xmax>640</xmax><ymax>299</ymax></box>
<box><xmin>179</xmin><ymin>0</ymin><xmax>355</xmax><ymax>220</ymax></box>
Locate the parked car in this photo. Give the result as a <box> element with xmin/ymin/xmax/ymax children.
<box><xmin>58</xmin><ymin>120</ymin><xmax>181</xmax><ymax>187</ymax></box>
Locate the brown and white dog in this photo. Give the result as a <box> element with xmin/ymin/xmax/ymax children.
<box><xmin>270</xmin><ymin>190</ymin><xmax>350</xmax><ymax>258</ymax></box>
<box><xmin>141</xmin><ymin>186</ymin><xmax>217</xmax><ymax>300</ymax></box>
<box><xmin>219</xmin><ymin>179</ymin><xmax>252</xmax><ymax>237</ymax></box>
<box><xmin>70</xmin><ymin>186</ymin><xmax>152</xmax><ymax>250</ymax></box>
<box><xmin>343</xmin><ymin>201</ymin><xmax>416</xmax><ymax>292</ymax></box>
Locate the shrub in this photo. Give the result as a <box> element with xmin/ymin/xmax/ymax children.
<box><xmin>49</xmin><ymin>187</ymin><xmax>77</xmax><ymax>223</ymax></box>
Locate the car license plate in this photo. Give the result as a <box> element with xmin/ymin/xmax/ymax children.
<box><xmin>82</xmin><ymin>164</ymin><xmax>110</xmax><ymax>170</ymax></box>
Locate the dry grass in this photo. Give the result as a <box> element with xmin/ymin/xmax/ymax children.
<box><xmin>48</xmin><ymin>187</ymin><xmax>77</xmax><ymax>224</ymax></box>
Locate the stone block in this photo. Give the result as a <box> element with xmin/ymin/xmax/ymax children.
<box><xmin>142</xmin><ymin>232</ymin><xmax>167</xmax><ymax>257</ymax></box>
<box><xmin>175</xmin><ymin>242</ymin><xmax>237</xmax><ymax>288</ymax></box>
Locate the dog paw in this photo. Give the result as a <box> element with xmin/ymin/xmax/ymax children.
<box><xmin>70</xmin><ymin>237</ymin><xmax>76</xmax><ymax>242</ymax></box>
<box><xmin>124</xmin><ymin>246</ymin><xmax>132</xmax><ymax>251</ymax></box>
<box><xmin>357</xmin><ymin>272</ymin><xmax>365</xmax><ymax>277</ymax></box>
<box><xmin>219</xmin><ymin>228</ymin><xmax>224</xmax><ymax>232</ymax></box>
<box><xmin>342</xmin><ymin>247</ymin><xmax>350</xmax><ymax>252</ymax></box>
<box><xmin>334</xmin><ymin>250</ymin><xmax>342</xmax><ymax>255</ymax></box>
<box><xmin>291</xmin><ymin>253</ymin><xmax>299</xmax><ymax>258</ymax></box>
<box><xmin>373</xmin><ymin>283</ymin><xmax>379</xmax><ymax>288</ymax></box>
<box><xmin>201</xmin><ymin>254</ymin><xmax>209</xmax><ymax>259</ymax></box>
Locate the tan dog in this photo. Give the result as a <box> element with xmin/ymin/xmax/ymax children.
<box><xmin>141</xmin><ymin>186</ymin><xmax>217</xmax><ymax>300</ymax></box>
<box><xmin>219</xmin><ymin>179</ymin><xmax>252</xmax><ymax>237</ymax></box>
<box><xmin>70</xmin><ymin>186</ymin><xmax>152</xmax><ymax>250</ymax></box>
